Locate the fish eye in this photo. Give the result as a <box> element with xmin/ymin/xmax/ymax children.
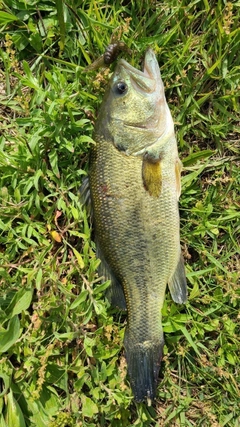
<box><xmin>114</xmin><ymin>81</ymin><xmax>128</xmax><ymax>96</ymax></box>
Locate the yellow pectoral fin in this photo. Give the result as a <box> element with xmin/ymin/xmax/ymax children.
<box><xmin>142</xmin><ymin>157</ymin><xmax>162</xmax><ymax>198</ymax></box>
<box><xmin>175</xmin><ymin>159</ymin><xmax>182</xmax><ymax>200</ymax></box>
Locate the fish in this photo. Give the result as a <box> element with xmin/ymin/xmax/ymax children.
<box><xmin>83</xmin><ymin>48</ymin><xmax>187</xmax><ymax>403</ymax></box>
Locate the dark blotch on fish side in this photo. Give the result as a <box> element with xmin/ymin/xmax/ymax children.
<box><xmin>115</xmin><ymin>142</ymin><xmax>127</xmax><ymax>152</ymax></box>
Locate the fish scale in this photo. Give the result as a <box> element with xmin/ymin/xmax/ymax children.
<box><xmin>87</xmin><ymin>49</ymin><xmax>187</xmax><ymax>402</ymax></box>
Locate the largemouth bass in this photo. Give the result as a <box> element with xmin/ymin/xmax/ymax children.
<box><xmin>85</xmin><ymin>49</ymin><xmax>187</xmax><ymax>403</ymax></box>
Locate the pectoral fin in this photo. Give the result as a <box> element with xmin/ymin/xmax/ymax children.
<box><xmin>168</xmin><ymin>254</ymin><xmax>187</xmax><ymax>304</ymax></box>
<box><xmin>175</xmin><ymin>159</ymin><xmax>182</xmax><ymax>200</ymax></box>
<box><xmin>142</xmin><ymin>156</ymin><xmax>162</xmax><ymax>198</ymax></box>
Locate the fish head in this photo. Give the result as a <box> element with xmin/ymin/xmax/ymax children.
<box><xmin>95</xmin><ymin>49</ymin><xmax>174</xmax><ymax>156</ymax></box>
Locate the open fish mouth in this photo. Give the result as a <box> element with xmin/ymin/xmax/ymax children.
<box><xmin>118</xmin><ymin>48</ymin><xmax>156</xmax><ymax>77</ymax></box>
<box><xmin>117</xmin><ymin>50</ymin><xmax>157</xmax><ymax>93</ymax></box>
<box><xmin>118</xmin><ymin>58</ymin><xmax>147</xmax><ymax>77</ymax></box>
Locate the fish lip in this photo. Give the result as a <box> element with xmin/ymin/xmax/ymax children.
<box><xmin>112</xmin><ymin>115</ymin><xmax>155</xmax><ymax>130</ymax></box>
<box><xmin>118</xmin><ymin>49</ymin><xmax>156</xmax><ymax>78</ymax></box>
<box><xmin>124</xmin><ymin>122</ymin><xmax>147</xmax><ymax>129</ymax></box>
<box><xmin>110</xmin><ymin>117</ymin><xmax>147</xmax><ymax>130</ymax></box>
<box><xmin>118</xmin><ymin>58</ymin><xmax>147</xmax><ymax>77</ymax></box>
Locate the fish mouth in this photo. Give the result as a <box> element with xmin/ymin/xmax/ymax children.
<box><xmin>118</xmin><ymin>49</ymin><xmax>155</xmax><ymax>77</ymax></box>
<box><xmin>118</xmin><ymin>49</ymin><xmax>160</xmax><ymax>90</ymax></box>
<box><xmin>118</xmin><ymin>49</ymin><xmax>157</xmax><ymax>93</ymax></box>
<box><xmin>111</xmin><ymin>117</ymin><xmax>147</xmax><ymax>130</ymax></box>
<box><xmin>118</xmin><ymin>59</ymin><xmax>147</xmax><ymax>77</ymax></box>
<box><xmin>124</xmin><ymin>122</ymin><xmax>147</xmax><ymax>129</ymax></box>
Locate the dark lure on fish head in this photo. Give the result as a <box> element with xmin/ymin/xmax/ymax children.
<box><xmin>86</xmin><ymin>48</ymin><xmax>187</xmax><ymax>403</ymax></box>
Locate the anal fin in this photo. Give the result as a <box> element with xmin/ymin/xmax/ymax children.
<box><xmin>79</xmin><ymin>177</ymin><xmax>126</xmax><ymax>309</ymax></box>
<box><xmin>168</xmin><ymin>254</ymin><xmax>187</xmax><ymax>304</ymax></box>
<box><xmin>96</xmin><ymin>240</ymin><xmax>126</xmax><ymax>310</ymax></box>
<box><xmin>105</xmin><ymin>277</ymin><xmax>127</xmax><ymax>310</ymax></box>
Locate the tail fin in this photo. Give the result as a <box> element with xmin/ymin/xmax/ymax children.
<box><xmin>124</xmin><ymin>334</ymin><xmax>164</xmax><ymax>403</ymax></box>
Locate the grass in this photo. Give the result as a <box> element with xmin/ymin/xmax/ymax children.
<box><xmin>0</xmin><ymin>0</ymin><xmax>239</xmax><ymax>426</ymax></box>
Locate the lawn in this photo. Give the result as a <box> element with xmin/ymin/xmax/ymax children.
<box><xmin>0</xmin><ymin>1</ymin><xmax>239</xmax><ymax>426</ymax></box>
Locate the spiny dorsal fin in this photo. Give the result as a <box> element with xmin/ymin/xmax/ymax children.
<box><xmin>142</xmin><ymin>156</ymin><xmax>162</xmax><ymax>198</ymax></box>
<box><xmin>79</xmin><ymin>175</ymin><xmax>92</xmax><ymax>216</ymax></box>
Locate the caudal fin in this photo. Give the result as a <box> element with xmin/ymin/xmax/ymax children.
<box><xmin>124</xmin><ymin>335</ymin><xmax>164</xmax><ymax>403</ymax></box>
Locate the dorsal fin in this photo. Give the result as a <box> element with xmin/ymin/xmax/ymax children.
<box><xmin>79</xmin><ymin>175</ymin><xmax>92</xmax><ymax>217</ymax></box>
